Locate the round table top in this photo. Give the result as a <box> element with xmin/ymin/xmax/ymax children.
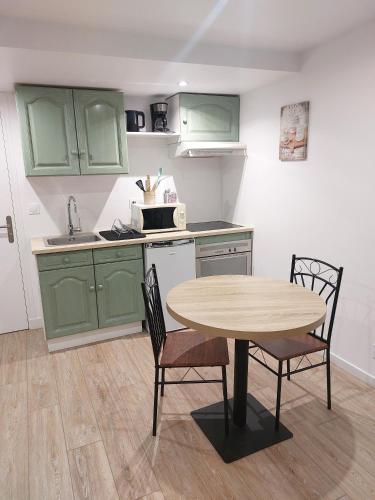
<box><xmin>166</xmin><ymin>275</ymin><xmax>327</xmax><ymax>341</ymax></box>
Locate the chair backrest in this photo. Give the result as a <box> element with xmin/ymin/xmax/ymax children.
<box><xmin>141</xmin><ymin>264</ymin><xmax>166</xmax><ymax>365</ymax></box>
<box><xmin>290</xmin><ymin>255</ymin><xmax>343</xmax><ymax>344</ymax></box>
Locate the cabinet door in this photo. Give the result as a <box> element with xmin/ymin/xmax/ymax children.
<box><xmin>73</xmin><ymin>90</ymin><xmax>128</xmax><ymax>175</ymax></box>
<box><xmin>39</xmin><ymin>266</ymin><xmax>98</xmax><ymax>339</ymax></box>
<box><xmin>16</xmin><ymin>86</ymin><xmax>80</xmax><ymax>176</ymax></box>
<box><xmin>95</xmin><ymin>259</ymin><xmax>144</xmax><ymax>329</ymax></box>
<box><xmin>179</xmin><ymin>93</ymin><xmax>239</xmax><ymax>142</ymax></box>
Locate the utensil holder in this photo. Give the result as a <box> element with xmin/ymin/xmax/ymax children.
<box><xmin>143</xmin><ymin>191</ymin><xmax>156</xmax><ymax>204</ymax></box>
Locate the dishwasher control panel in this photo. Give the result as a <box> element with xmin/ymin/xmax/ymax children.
<box><xmin>196</xmin><ymin>239</ymin><xmax>252</xmax><ymax>258</ymax></box>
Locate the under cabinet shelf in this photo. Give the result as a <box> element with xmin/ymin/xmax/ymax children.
<box><xmin>126</xmin><ymin>131</ymin><xmax>179</xmax><ymax>140</ymax></box>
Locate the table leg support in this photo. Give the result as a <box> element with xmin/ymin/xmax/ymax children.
<box><xmin>191</xmin><ymin>338</ymin><xmax>293</xmax><ymax>463</ymax></box>
<box><xmin>233</xmin><ymin>339</ymin><xmax>249</xmax><ymax>427</ymax></box>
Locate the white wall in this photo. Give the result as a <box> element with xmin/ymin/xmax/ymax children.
<box><xmin>223</xmin><ymin>22</ymin><xmax>375</xmax><ymax>382</ymax></box>
<box><xmin>1</xmin><ymin>94</ymin><xmax>222</xmax><ymax>327</ymax></box>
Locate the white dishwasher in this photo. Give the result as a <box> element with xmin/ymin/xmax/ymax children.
<box><xmin>144</xmin><ymin>238</ymin><xmax>196</xmax><ymax>331</ymax></box>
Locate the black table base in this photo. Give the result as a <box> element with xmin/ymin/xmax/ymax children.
<box><xmin>191</xmin><ymin>393</ymin><xmax>293</xmax><ymax>463</ymax></box>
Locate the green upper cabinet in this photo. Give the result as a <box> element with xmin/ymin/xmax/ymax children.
<box><xmin>39</xmin><ymin>265</ymin><xmax>98</xmax><ymax>339</ymax></box>
<box><xmin>95</xmin><ymin>259</ymin><xmax>145</xmax><ymax>329</ymax></box>
<box><xmin>16</xmin><ymin>85</ymin><xmax>128</xmax><ymax>176</ymax></box>
<box><xmin>167</xmin><ymin>93</ymin><xmax>240</xmax><ymax>142</ymax></box>
<box><xmin>16</xmin><ymin>86</ymin><xmax>80</xmax><ymax>176</ymax></box>
<box><xmin>73</xmin><ymin>90</ymin><xmax>128</xmax><ymax>175</ymax></box>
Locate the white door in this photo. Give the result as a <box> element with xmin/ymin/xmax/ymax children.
<box><xmin>0</xmin><ymin>111</ymin><xmax>28</xmax><ymax>334</ymax></box>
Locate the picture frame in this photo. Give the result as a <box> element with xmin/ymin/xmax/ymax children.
<box><xmin>279</xmin><ymin>101</ymin><xmax>310</xmax><ymax>161</ymax></box>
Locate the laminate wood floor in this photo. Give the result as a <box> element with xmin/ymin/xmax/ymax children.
<box><xmin>1</xmin><ymin>328</ymin><xmax>375</xmax><ymax>499</ymax></box>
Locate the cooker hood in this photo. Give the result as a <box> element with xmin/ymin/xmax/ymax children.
<box><xmin>169</xmin><ymin>141</ymin><xmax>247</xmax><ymax>158</ymax></box>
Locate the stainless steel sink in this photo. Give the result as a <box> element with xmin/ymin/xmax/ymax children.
<box><xmin>45</xmin><ymin>233</ymin><xmax>101</xmax><ymax>246</ymax></box>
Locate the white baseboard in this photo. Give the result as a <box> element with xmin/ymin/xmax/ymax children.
<box><xmin>47</xmin><ymin>322</ymin><xmax>142</xmax><ymax>352</ymax></box>
<box><xmin>28</xmin><ymin>317</ymin><xmax>43</xmax><ymax>330</ymax></box>
<box><xmin>331</xmin><ymin>352</ymin><xmax>375</xmax><ymax>387</ymax></box>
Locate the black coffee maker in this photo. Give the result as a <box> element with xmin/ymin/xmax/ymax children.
<box><xmin>150</xmin><ymin>102</ymin><xmax>169</xmax><ymax>132</ymax></box>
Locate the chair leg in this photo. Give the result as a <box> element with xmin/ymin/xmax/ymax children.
<box><xmin>222</xmin><ymin>366</ymin><xmax>229</xmax><ymax>435</ymax></box>
<box><xmin>152</xmin><ymin>367</ymin><xmax>160</xmax><ymax>436</ymax></box>
<box><xmin>287</xmin><ymin>359</ymin><xmax>291</xmax><ymax>380</ymax></box>
<box><xmin>161</xmin><ymin>368</ymin><xmax>165</xmax><ymax>397</ymax></box>
<box><xmin>275</xmin><ymin>361</ymin><xmax>283</xmax><ymax>430</ymax></box>
<box><xmin>326</xmin><ymin>349</ymin><xmax>331</xmax><ymax>410</ymax></box>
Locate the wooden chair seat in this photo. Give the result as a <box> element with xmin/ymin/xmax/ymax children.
<box><xmin>253</xmin><ymin>333</ymin><xmax>328</xmax><ymax>361</ymax></box>
<box><xmin>160</xmin><ymin>329</ymin><xmax>229</xmax><ymax>368</ymax></box>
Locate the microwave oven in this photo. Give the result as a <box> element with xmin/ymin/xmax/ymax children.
<box><xmin>131</xmin><ymin>202</ymin><xmax>186</xmax><ymax>233</ymax></box>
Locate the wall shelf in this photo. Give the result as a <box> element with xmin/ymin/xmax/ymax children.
<box><xmin>127</xmin><ymin>131</ymin><xmax>179</xmax><ymax>139</ymax></box>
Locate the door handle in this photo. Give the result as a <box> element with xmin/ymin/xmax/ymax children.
<box><xmin>0</xmin><ymin>216</ymin><xmax>14</xmax><ymax>243</ymax></box>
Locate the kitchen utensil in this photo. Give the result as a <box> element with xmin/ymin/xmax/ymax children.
<box><xmin>152</xmin><ymin>167</ymin><xmax>163</xmax><ymax>191</ymax></box>
<box><xmin>126</xmin><ymin>110</ymin><xmax>145</xmax><ymax>132</ymax></box>
<box><xmin>145</xmin><ymin>175</ymin><xmax>151</xmax><ymax>192</ymax></box>
<box><xmin>136</xmin><ymin>179</ymin><xmax>145</xmax><ymax>192</ymax></box>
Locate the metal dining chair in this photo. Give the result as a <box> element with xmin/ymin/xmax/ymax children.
<box><xmin>142</xmin><ymin>265</ymin><xmax>230</xmax><ymax>436</ymax></box>
<box><xmin>248</xmin><ymin>255</ymin><xmax>344</xmax><ymax>430</ymax></box>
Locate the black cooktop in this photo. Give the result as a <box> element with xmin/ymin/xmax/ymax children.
<box><xmin>186</xmin><ymin>221</ymin><xmax>242</xmax><ymax>232</ymax></box>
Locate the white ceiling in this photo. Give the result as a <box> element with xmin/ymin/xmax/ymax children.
<box><xmin>1</xmin><ymin>0</ymin><xmax>374</xmax><ymax>52</ymax></box>
<box><xmin>0</xmin><ymin>47</ymin><xmax>289</xmax><ymax>96</ymax></box>
<box><xmin>0</xmin><ymin>0</ymin><xmax>374</xmax><ymax>95</ymax></box>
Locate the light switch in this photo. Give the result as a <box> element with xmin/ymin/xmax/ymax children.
<box><xmin>28</xmin><ymin>203</ymin><xmax>40</xmax><ymax>215</ymax></box>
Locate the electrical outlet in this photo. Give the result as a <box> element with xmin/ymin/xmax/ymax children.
<box><xmin>128</xmin><ymin>198</ymin><xmax>138</xmax><ymax>208</ymax></box>
<box><xmin>372</xmin><ymin>344</ymin><xmax>375</xmax><ymax>359</ymax></box>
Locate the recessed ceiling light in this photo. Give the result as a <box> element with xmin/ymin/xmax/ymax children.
<box><xmin>178</xmin><ymin>80</ymin><xmax>188</xmax><ymax>87</ymax></box>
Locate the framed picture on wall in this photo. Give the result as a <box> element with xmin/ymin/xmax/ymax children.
<box><xmin>279</xmin><ymin>101</ymin><xmax>310</xmax><ymax>161</ymax></box>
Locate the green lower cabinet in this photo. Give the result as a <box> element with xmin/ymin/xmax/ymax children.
<box><xmin>95</xmin><ymin>259</ymin><xmax>145</xmax><ymax>328</ymax></box>
<box><xmin>39</xmin><ymin>266</ymin><xmax>98</xmax><ymax>339</ymax></box>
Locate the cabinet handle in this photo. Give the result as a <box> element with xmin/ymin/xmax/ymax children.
<box><xmin>89</xmin><ymin>285</ymin><xmax>95</xmax><ymax>292</ymax></box>
<box><xmin>63</xmin><ymin>257</ymin><xmax>70</xmax><ymax>264</ymax></box>
<box><xmin>183</xmin><ymin>120</ymin><xmax>187</xmax><ymax>125</ymax></box>
<box><xmin>79</xmin><ymin>150</ymin><xmax>86</xmax><ymax>157</ymax></box>
<box><xmin>97</xmin><ymin>284</ymin><xmax>103</xmax><ymax>291</ymax></box>
<box><xmin>71</xmin><ymin>150</ymin><xmax>79</xmax><ymax>155</ymax></box>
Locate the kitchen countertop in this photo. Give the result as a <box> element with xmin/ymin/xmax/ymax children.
<box><xmin>31</xmin><ymin>226</ymin><xmax>254</xmax><ymax>255</ymax></box>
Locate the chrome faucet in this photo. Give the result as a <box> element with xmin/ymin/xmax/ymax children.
<box><xmin>67</xmin><ymin>195</ymin><xmax>81</xmax><ymax>237</ymax></box>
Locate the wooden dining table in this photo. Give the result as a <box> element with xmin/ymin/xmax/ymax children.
<box><xmin>166</xmin><ymin>275</ymin><xmax>327</xmax><ymax>463</ymax></box>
